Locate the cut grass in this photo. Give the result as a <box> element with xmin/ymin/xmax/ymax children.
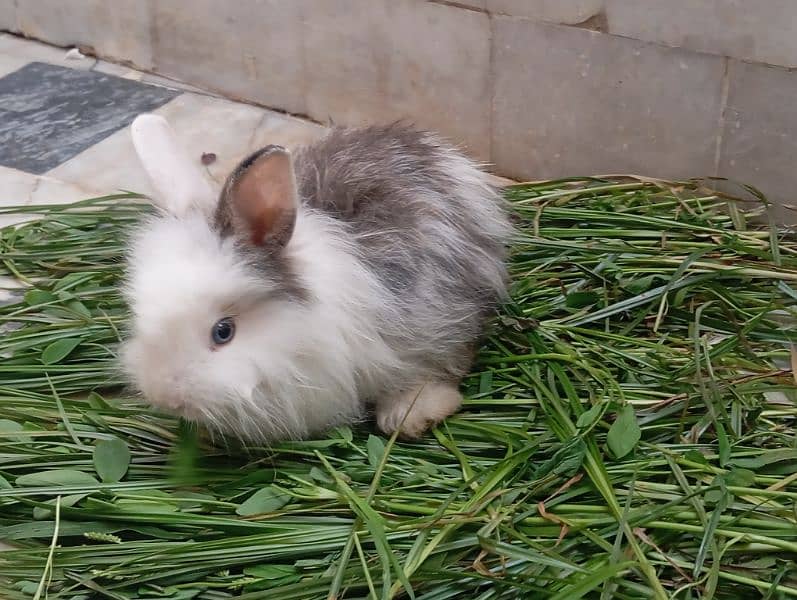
<box><xmin>0</xmin><ymin>177</ymin><xmax>795</xmax><ymax>599</ymax></box>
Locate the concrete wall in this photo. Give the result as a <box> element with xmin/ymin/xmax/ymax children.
<box><xmin>2</xmin><ymin>0</ymin><xmax>795</xmax><ymax>223</ymax></box>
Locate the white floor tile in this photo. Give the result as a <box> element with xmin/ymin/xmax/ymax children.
<box><xmin>0</xmin><ymin>165</ymin><xmax>100</xmax><ymax>228</ymax></box>
<box><xmin>48</xmin><ymin>92</ymin><xmax>327</xmax><ymax>197</ymax></box>
<box><xmin>92</xmin><ymin>59</ymin><xmax>209</xmax><ymax>95</ymax></box>
<box><xmin>0</xmin><ymin>33</ymin><xmax>95</xmax><ymax>74</ymax></box>
<box><xmin>3</xmin><ymin>33</ymin><xmax>509</xmax><ymax>211</ymax></box>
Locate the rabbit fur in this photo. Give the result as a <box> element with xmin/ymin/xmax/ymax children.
<box><xmin>121</xmin><ymin>115</ymin><xmax>511</xmax><ymax>440</ymax></box>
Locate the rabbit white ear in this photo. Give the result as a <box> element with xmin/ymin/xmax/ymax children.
<box><xmin>130</xmin><ymin>114</ymin><xmax>216</xmax><ymax>217</ymax></box>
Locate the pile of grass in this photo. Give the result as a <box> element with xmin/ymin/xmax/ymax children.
<box><xmin>0</xmin><ymin>178</ymin><xmax>795</xmax><ymax>600</ymax></box>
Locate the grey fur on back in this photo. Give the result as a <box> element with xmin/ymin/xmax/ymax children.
<box><xmin>293</xmin><ymin>123</ymin><xmax>512</xmax><ymax>386</ymax></box>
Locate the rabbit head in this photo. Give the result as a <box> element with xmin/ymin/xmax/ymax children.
<box><xmin>120</xmin><ymin>114</ymin><xmax>370</xmax><ymax>440</ymax></box>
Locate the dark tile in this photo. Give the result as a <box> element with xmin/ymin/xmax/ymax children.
<box><xmin>0</xmin><ymin>62</ymin><xmax>178</xmax><ymax>174</ymax></box>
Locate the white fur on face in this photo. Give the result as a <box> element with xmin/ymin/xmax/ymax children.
<box><xmin>122</xmin><ymin>210</ymin><xmax>403</xmax><ymax>440</ymax></box>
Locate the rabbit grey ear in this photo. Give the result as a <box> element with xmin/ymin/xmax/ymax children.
<box><xmin>130</xmin><ymin>114</ymin><xmax>216</xmax><ymax>217</ymax></box>
<box><xmin>222</xmin><ymin>145</ymin><xmax>298</xmax><ymax>248</ymax></box>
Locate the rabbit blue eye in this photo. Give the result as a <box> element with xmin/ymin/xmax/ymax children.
<box><xmin>212</xmin><ymin>318</ymin><xmax>235</xmax><ymax>345</ymax></box>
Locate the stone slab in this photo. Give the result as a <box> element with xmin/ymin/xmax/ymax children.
<box><xmin>607</xmin><ymin>0</ymin><xmax>797</xmax><ymax>69</ymax></box>
<box><xmin>491</xmin><ymin>17</ymin><xmax>725</xmax><ymax>181</ymax></box>
<box><xmin>718</xmin><ymin>61</ymin><xmax>797</xmax><ymax>224</ymax></box>
<box><xmin>302</xmin><ymin>0</ymin><xmax>492</xmax><ymax>160</ymax></box>
<box><xmin>152</xmin><ymin>0</ymin><xmax>305</xmax><ymax>115</ymax></box>
<box><xmin>0</xmin><ymin>62</ymin><xmax>178</xmax><ymax>174</ymax></box>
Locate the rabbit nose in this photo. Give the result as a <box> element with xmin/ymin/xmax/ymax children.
<box><xmin>158</xmin><ymin>393</ymin><xmax>185</xmax><ymax>410</ymax></box>
<box><xmin>145</xmin><ymin>373</ymin><xmax>188</xmax><ymax>409</ymax></box>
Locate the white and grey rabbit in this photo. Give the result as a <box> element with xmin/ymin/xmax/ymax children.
<box><xmin>121</xmin><ymin>114</ymin><xmax>512</xmax><ymax>440</ymax></box>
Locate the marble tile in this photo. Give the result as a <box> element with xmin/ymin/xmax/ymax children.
<box><xmin>48</xmin><ymin>93</ymin><xmax>313</xmax><ymax>196</ymax></box>
<box><xmin>92</xmin><ymin>59</ymin><xmax>210</xmax><ymax>95</ymax></box>
<box><xmin>89</xmin><ymin>59</ymin><xmax>146</xmax><ymax>81</ymax></box>
<box><xmin>0</xmin><ymin>166</ymin><xmax>98</xmax><ymax>228</ymax></box>
<box><xmin>0</xmin><ymin>53</ymin><xmax>30</xmax><ymax>78</ymax></box>
<box><xmin>0</xmin><ymin>31</ymin><xmax>99</xmax><ymax>77</ymax></box>
<box><xmin>0</xmin><ymin>61</ymin><xmax>178</xmax><ymax>174</ymax></box>
<box><xmin>139</xmin><ymin>72</ymin><xmax>210</xmax><ymax>96</ymax></box>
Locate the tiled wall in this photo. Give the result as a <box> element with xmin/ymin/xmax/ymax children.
<box><xmin>2</xmin><ymin>0</ymin><xmax>795</xmax><ymax>223</ymax></box>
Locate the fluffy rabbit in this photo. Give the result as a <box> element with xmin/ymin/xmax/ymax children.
<box><xmin>121</xmin><ymin>115</ymin><xmax>511</xmax><ymax>440</ymax></box>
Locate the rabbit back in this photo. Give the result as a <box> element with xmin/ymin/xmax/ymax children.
<box><xmin>293</xmin><ymin>123</ymin><xmax>511</xmax><ymax>383</ymax></box>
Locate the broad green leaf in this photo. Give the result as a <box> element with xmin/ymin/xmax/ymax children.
<box><xmin>730</xmin><ymin>449</ymin><xmax>797</xmax><ymax>469</ymax></box>
<box><xmin>367</xmin><ymin>434</ymin><xmax>385</xmax><ymax>468</ymax></box>
<box><xmin>565</xmin><ymin>291</ymin><xmax>600</xmax><ymax>309</ymax></box>
<box><xmin>66</xmin><ymin>300</ymin><xmax>92</xmax><ymax>318</ymax></box>
<box><xmin>724</xmin><ymin>467</ymin><xmax>755</xmax><ymax>487</ymax></box>
<box><xmin>236</xmin><ymin>486</ymin><xmax>290</xmax><ymax>516</ymax></box>
<box><xmin>53</xmin><ymin>272</ymin><xmax>90</xmax><ymax>292</ymax></box>
<box><xmin>87</xmin><ymin>392</ymin><xmax>112</xmax><ymax>410</ymax></box>
<box><xmin>607</xmin><ymin>404</ymin><xmax>641</xmax><ymax>459</ymax></box>
<box><xmin>555</xmin><ymin>440</ymin><xmax>587</xmax><ymax>476</ymax></box>
<box><xmin>683</xmin><ymin>449</ymin><xmax>709</xmax><ymax>465</ymax></box>
<box><xmin>334</xmin><ymin>426</ymin><xmax>353</xmax><ymax>444</ymax></box>
<box><xmin>13</xmin><ymin>581</ymin><xmax>40</xmax><ymax>596</ymax></box>
<box><xmin>33</xmin><ymin>493</ymin><xmax>86</xmax><ymax>520</ymax></box>
<box><xmin>15</xmin><ymin>469</ymin><xmax>99</xmax><ymax>487</ymax></box>
<box><xmin>532</xmin><ymin>440</ymin><xmax>585</xmax><ymax>479</ymax></box>
<box><xmin>624</xmin><ymin>275</ymin><xmax>661</xmax><ymax>295</ymax></box>
<box><xmin>309</xmin><ymin>466</ymin><xmax>332</xmax><ymax>483</ymax></box>
<box><xmin>23</xmin><ymin>290</ymin><xmax>57</xmax><ymax>306</ymax></box>
<box><xmin>0</xmin><ymin>419</ymin><xmax>32</xmax><ymax>443</ymax></box>
<box><xmin>41</xmin><ymin>337</ymin><xmax>82</xmax><ymax>364</ymax></box>
<box><xmin>172</xmin><ymin>491</ymin><xmax>216</xmax><ymax>509</ymax></box>
<box><xmin>576</xmin><ymin>403</ymin><xmax>602</xmax><ymax>428</ymax></box>
<box><xmin>93</xmin><ymin>437</ymin><xmax>131</xmax><ymax>483</ymax></box>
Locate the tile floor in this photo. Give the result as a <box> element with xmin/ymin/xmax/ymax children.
<box><xmin>0</xmin><ymin>33</ymin><xmax>511</xmax><ymax>228</ymax></box>
<box><xmin>0</xmin><ymin>33</ymin><xmax>328</xmax><ymax>226</ymax></box>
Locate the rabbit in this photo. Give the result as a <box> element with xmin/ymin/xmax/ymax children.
<box><xmin>120</xmin><ymin>114</ymin><xmax>512</xmax><ymax>441</ymax></box>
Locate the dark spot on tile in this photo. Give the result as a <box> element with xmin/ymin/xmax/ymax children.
<box><xmin>0</xmin><ymin>62</ymin><xmax>179</xmax><ymax>174</ymax></box>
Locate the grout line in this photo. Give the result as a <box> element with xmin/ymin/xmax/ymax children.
<box><xmin>247</xmin><ymin>111</ymin><xmax>271</xmax><ymax>153</ymax></box>
<box><xmin>713</xmin><ymin>57</ymin><xmax>731</xmax><ymax>178</ymax></box>
<box><xmin>486</xmin><ymin>11</ymin><xmax>496</xmax><ymax>168</ymax></box>
<box><xmin>426</xmin><ymin>0</ymin><xmax>486</xmax><ymax>14</ymax></box>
